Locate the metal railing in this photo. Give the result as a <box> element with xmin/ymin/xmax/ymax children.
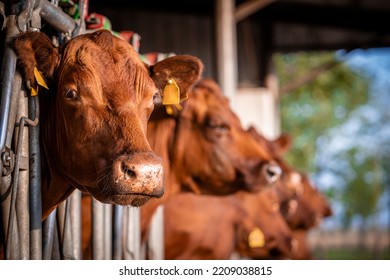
<box><xmin>0</xmin><ymin>0</ymin><xmax>142</xmax><ymax>260</ymax></box>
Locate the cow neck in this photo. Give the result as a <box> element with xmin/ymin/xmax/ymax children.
<box><xmin>38</xmin><ymin>110</ymin><xmax>73</xmax><ymax>219</ymax></box>
<box><xmin>148</xmin><ymin>106</ymin><xmax>182</xmax><ymax>196</ymax></box>
<box><xmin>40</xmin><ymin>169</ymin><xmax>75</xmax><ymax>220</ymax></box>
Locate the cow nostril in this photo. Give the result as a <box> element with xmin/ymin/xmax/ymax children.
<box><xmin>121</xmin><ymin>162</ymin><xmax>136</xmax><ymax>180</ymax></box>
<box><xmin>264</xmin><ymin>163</ymin><xmax>282</xmax><ymax>184</ymax></box>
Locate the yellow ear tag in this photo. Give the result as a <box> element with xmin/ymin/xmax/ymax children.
<box><xmin>163</xmin><ymin>78</ymin><xmax>180</xmax><ymax>105</ymax></box>
<box><xmin>165</xmin><ymin>105</ymin><xmax>174</xmax><ymax>115</ymax></box>
<box><xmin>165</xmin><ymin>103</ymin><xmax>183</xmax><ymax>116</ymax></box>
<box><xmin>34</xmin><ymin>66</ymin><xmax>49</xmax><ymax>90</ymax></box>
<box><xmin>180</xmin><ymin>91</ymin><xmax>188</xmax><ymax>102</ymax></box>
<box><xmin>31</xmin><ymin>86</ymin><xmax>39</xmax><ymax>96</ymax></box>
<box><xmin>248</xmin><ymin>227</ymin><xmax>265</xmax><ymax>248</ymax></box>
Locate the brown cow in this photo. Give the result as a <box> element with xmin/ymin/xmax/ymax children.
<box><xmin>13</xmin><ymin>30</ymin><xmax>203</xmax><ymax>219</ymax></box>
<box><xmin>233</xmin><ymin>187</ymin><xmax>294</xmax><ymax>259</ymax></box>
<box><xmin>163</xmin><ymin>193</ymin><xmax>244</xmax><ymax>259</ymax></box>
<box><xmin>247</xmin><ymin>127</ymin><xmax>301</xmax><ymax>203</ymax></box>
<box><xmin>80</xmin><ymin>78</ymin><xmax>281</xmax><ymax>258</ymax></box>
<box><xmin>289</xmin><ymin>229</ymin><xmax>314</xmax><ymax>260</ymax></box>
<box><xmin>141</xmin><ymin>78</ymin><xmax>282</xmax><ymax>240</ymax></box>
<box><xmin>163</xmin><ymin>189</ymin><xmax>293</xmax><ymax>260</ymax></box>
<box><xmin>162</xmin><ymin>128</ymin><xmax>296</xmax><ymax>260</ymax></box>
<box><xmin>248</xmin><ymin>126</ymin><xmax>333</xmax><ymax>259</ymax></box>
<box><xmin>283</xmin><ymin>173</ymin><xmax>332</xmax><ymax>230</ymax></box>
<box><xmin>284</xmin><ymin>173</ymin><xmax>332</xmax><ymax>259</ymax></box>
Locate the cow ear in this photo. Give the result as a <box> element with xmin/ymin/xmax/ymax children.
<box><xmin>149</xmin><ymin>55</ymin><xmax>203</xmax><ymax>105</ymax></box>
<box><xmin>13</xmin><ymin>31</ymin><xmax>60</xmax><ymax>90</ymax></box>
<box><xmin>270</xmin><ymin>133</ymin><xmax>292</xmax><ymax>155</ymax></box>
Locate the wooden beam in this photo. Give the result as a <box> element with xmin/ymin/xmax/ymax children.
<box><xmin>216</xmin><ymin>0</ymin><xmax>237</xmax><ymax>102</ymax></box>
<box><xmin>259</xmin><ymin>2</ymin><xmax>390</xmax><ymax>34</ymax></box>
<box><xmin>235</xmin><ymin>0</ymin><xmax>276</xmax><ymax>22</ymax></box>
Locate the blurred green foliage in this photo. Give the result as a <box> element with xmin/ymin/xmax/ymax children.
<box><xmin>341</xmin><ymin>151</ymin><xmax>384</xmax><ymax>227</ymax></box>
<box><xmin>273</xmin><ymin>51</ymin><xmax>387</xmax><ymax>228</ymax></box>
<box><xmin>274</xmin><ymin>51</ymin><xmax>369</xmax><ymax>173</ymax></box>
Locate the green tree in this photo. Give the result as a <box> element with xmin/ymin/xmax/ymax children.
<box><xmin>274</xmin><ymin>51</ymin><xmax>384</xmax><ymax>224</ymax></box>
<box><xmin>341</xmin><ymin>149</ymin><xmax>383</xmax><ymax>227</ymax></box>
<box><xmin>274</xmin><ymin>51</ymin><xmax>369</xmax><ymax>173</ymax></box>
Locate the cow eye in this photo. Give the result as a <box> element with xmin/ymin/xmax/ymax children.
<box><xmin>205</xmin><ymin>117</ymin><xmax>229</xmax><ymax>131</ymax></box>
<box><xmin>64</xmin><ymin>89</ymin><xmax>78</xmax><ymax>100</ymax></box>
<box><xmin>153</xmin><ymin>92</ymin><xmax>162</xmax><ymax>104</ymax></box>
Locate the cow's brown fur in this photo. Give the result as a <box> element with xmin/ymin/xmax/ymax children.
<box><xmin>248</xmin><ymin>127</ymin><xmax>333</xmax><ymax>259</ymax></box>
<box><xmin>13</xmin><ymin>30</ymin><xmax>203</xmax><ymax>220</ymax></box>
<box><xmin>141</xmin><ymin>78</ymin><xmax>281</xmax><ymax>241</ymax></box>
<box><xmin>163</xmin><ymin>188</ymin><xmax>293</xmax><ymax>260</ymax></box>
<box><xmin>284</xmin><ymin>173</ymin><xmax>332</xmax><ymax>230</ymax></box>
<box><xmin>163</xmin><ymin>193</ymin><xmax>244</xmax><ymax>259</ymax></box>
<box><xmin>234</xmin><ymin>187</ymin><xmax>294</xmax><ymax>259</ymax></box>
<box><xmin>283</xmin><ymin>173</ymin><xmax>333</xmax><ymax>259</ymax></box>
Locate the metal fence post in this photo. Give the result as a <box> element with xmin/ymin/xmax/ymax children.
<box><xmin>123</xmin><ymin>206</ymin><xmax>141</xmax><ymax>260</ymax></box>
<box><xmin>28</xmin><ymin>95</ymin><xmax>41</xmax><ymax>260</ymax></box>
<box><xmin>147</xmin><ymin>205</ymin><xmax>164</xmax><ymax>260</ymax></box>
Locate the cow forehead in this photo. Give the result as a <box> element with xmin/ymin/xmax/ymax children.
<box><xmin>63</xmin><ymin>33</ymin><xmax>143</xmax><ymax>66</ymax></box>
<box><xmin>187</xmin><ymin>88</ymin><xmax>238</xmax><ymax>121</ymax></box>
<box><xmin>59</xmin><ymin>34</ymin><xmax>155</xmax><ymax>104</ymax></box>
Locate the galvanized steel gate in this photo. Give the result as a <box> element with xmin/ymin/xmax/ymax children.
<box><xmin>0</xmin><ymin>0</ymin><xmax>142</xmax><ymax>260</ymax></box>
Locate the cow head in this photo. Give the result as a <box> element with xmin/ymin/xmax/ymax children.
<box><xmin>247</xmin><ymin>127</ymin><xmax>302</xmax><ymax>198</ymax></box>
<box><xmin>13</xmin><ymin>30</ymin><xmax>203</xmax><ymax>216</ymax></box>
<box><xmin>284</xmin><ymin>173</ymin><xmax>333</xmax><ymax>229</ymax></box>
<box><xmin>167</xmin><ymin>79</ymin><xmax>281</xmax><ymax>195</ymax></box>
<box><xmin>235</xmin><ymin>189</ymin><xmax>294</xmax><ymax>259</ymax></box>
<box><xmin>250</xmin><ymin>127</ymin><xmax>332</xmax><ymax>230</ymax></box>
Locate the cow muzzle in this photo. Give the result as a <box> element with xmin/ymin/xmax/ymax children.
<box><xmin>112</xmin><ymin>152</ymin><xmax>164</xmax><ymax>201</ymax></box>
<box><xmin>262</xmin><ymin>162</ymin><xmax>282</xmax><ymax>185</ymax></box>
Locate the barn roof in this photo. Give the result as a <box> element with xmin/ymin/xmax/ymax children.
<box><xmin>92</xmin><ymin>0</ymin><xmax>390</xmax><ymax>52</ymax></box>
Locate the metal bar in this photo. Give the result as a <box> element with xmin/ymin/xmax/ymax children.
<box><xmin>5</xmin><ymin>113</ymin><xmax>37</xmax><ymax>259</ymax></box>
<box><xmin>40</xmin><ymin>0</ymin><xmax>77</xmax><ymax>35</ymax></box>
<box><xmin>56</xmin><ymin>201</ymin><xmax>66</xmax><ymax>258</ymax></box>
<box><xmin>15</xmin><ymin>88</ymin><xmax>30</xmax><ymax>260</ymax></box>
<box><xmin>147</xmin><ymin>205</ymin><xmax>164</xmax><ymax>260</ymax></box>
<box><xmin>0</xmin><ymin>58</ymin><xmax>22</xmax><ymax>260</ymax></box>
<box><xmin>51</xmin><ymin>217</ymin><xmax>60</xmax><ymax>259</ymax></box>
<box><xmin>0</xmin><ymin>15</ymin><xmax>19</xmax><ymax>175</ymax></box>
<box><xmin>28</xmin><ymin>95</ymin><xmax>41</xmax><ymax>260</ymax></box>
<box><xmin>103</xmin><ymin>203</ymin><xmax>112</xmax><ymax>259</ymax></box>
<box><xmin>124</xmin><ymin>207</ymin><xmax>141</xmax><ymax>260</ymax></box>
<box><xmin>122</xmin><ymin>207</ymin><xmax>129</xmax><ymax>258</ymax></box>
<box><xmin>72</xmin><ymin>0</ymin><xmax>86</xmax><ymax>36</ymax></box>
<box><xmin>69</xmin><ymin>190</ymin><xmax>81</xmax><ymax>260</ymax></box>
<box><xmin>57</xmin><ymin>199</ymin><xmax>74</xmax><ymax>259</ymax></box>
<box><xmin>0</xmin><ymin>174</ymin><xmax>12</xmax><ymax>257</ymax></box>
<box><xmin>113</xmin><ymin>205</ymin><xmax>123</xmax><ymax>260</ymax></box>
<box><xmin>42</xmin><ymin>209</ymin><xmax>56</xmax><ymax>259</ymax></box>
<box><xmin>1</xmin><ymin>17</ymin><xmax>24</xmax><ymax>259</ymax></box>
<box><xmin>92</xmin><ymin>199</ymin><xmax>104</xmax><ymax>260</ymax></box>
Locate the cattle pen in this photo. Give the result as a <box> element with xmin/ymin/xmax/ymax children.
<box><xmin>0</xmin><ymin>0</ymin><xmax>147</xmax><ymax>260</ymax></box>
<box><xmin>1</xmin><ymin>0</ymin><xmax>390</xmax><ymax>261</ymax></box>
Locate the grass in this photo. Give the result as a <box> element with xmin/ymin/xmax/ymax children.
<box><xmin>312</xmin><ymin>247</ymin><xmax>390</xmax><ymax>260</ymax></box>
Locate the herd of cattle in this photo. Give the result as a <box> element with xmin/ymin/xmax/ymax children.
<box><xmin>1</xmin><ymin>27</ymin><xmax>332</xmax><ymax>260</ymax></box>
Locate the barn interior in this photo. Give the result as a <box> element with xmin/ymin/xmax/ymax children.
<box><xmin>87</xmin><ymin>0</ymin><xmax>390</xmax><ymax>259</ymax></box>
<box><xmin>1</xmin><ymin>0</ymin><xmax>389</xmax><ymax>261</ymax></box>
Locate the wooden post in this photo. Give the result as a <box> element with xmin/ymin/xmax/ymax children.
<box><xmin>215</xmin><ymin>0</ymin><xmax>237</xmax><ymax>102</ymax></box>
